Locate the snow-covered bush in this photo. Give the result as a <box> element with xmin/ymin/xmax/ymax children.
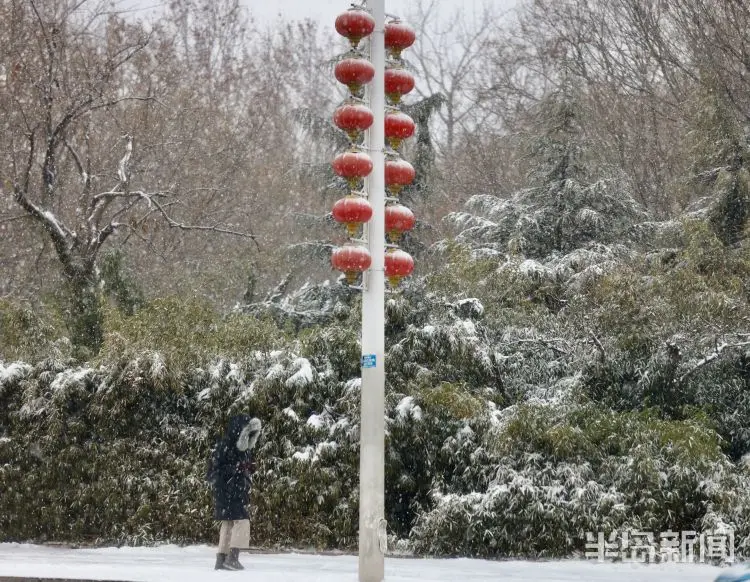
<box><xmin>240</xmin><ymin>279</ymin><xmax>357</xmax><ymax>332</ymax></box>
<box><xmin>385</xmin><ymin>384</ymin><xmax>497</xmax><ymax>539</ymax></box>
<box><xmin>410</xmin><ymin>402</ymin><xmax>750</xmax><ymax>558</ymax></box>
<box><xmin>0</xmin><ymin>299</ymin><xmax>69</xmax><ymax>362</ymax></box>
<box><xmin>579</xmin><ymin>222</ymin><xmax>750</xmax><ymax>457</ymax></box>
<box><xmin>2</xmin><ymin>223</ymin><xmax>750</xmax><ymax>559</ymax></box>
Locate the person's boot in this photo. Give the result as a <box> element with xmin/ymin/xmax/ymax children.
<box><xmin>215</xmin><ymin>553</ymin><xmax>229</xmax><ymax>570</ymax></box>
<box><xmin>225</xmin><ymin>547</ymin><xmax>245</xmax><ymax>570</ymax></box>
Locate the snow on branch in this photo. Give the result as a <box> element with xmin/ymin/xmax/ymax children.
<box><xmin>444</xmin><ymin>211</ymin><xmax>497</xmax><ymax>232</ymax></box>
<box><xmin>117</xmin><ymin>135</ymin><xmax>133</xmax><ymax>184</ymax></box>
<box><xmin>502</xmin><ymin>337</ymin><xmax>570</xmax><ymax>356</ymax></box>
<box><xmin>12</xmin><ymin>184</ymin><xmax>74</xmax><ymax>244</ymax></box>
<box><xmin>63</xmin><ymin>138</ymin><xmax>91</xmax><ymax>191</ymax></box>
<box><xmin>85</xmin><ymin>138</ymin><xmax>257</xmax><ymax>250</ymax></box>
<box><xmin>587</xmin><ymin>330</ymin><xmax>607</xmax><ymax>363</ymax></box>
<box><xmin>678</xmin><ymin>340</ymin><xmax>750</xmax><ymax>384</ymax></box>
<box><xmin>145</xmin><ymin>194</ymin><xmax>257</xmax><ymax>242</ymax></box>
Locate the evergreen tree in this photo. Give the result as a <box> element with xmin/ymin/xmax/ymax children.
<box><xmin>687</xmin><ymin>76</ymin><xmax>750</xmax><ymax>247</ymax></box>
<box><xmin>446</xmin><ymin>89</ymin><xmax>646</xmax><ymax>261</ymax></box>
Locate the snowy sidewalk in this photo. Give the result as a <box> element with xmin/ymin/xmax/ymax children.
<box><xmin>0</xmin><ymin>544</ymin><xmax>727</xmax><ymax>581</ymax></box>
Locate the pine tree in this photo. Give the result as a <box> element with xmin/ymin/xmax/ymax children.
<box><xmin>446</xmin><ymin>88</ymin><xmax>646</xmax><ymax>261</ymax></box>
<box><xmin>687</xmin><ymin>75</ymin><xmax>750</xmax><ymax>247</ymax></box>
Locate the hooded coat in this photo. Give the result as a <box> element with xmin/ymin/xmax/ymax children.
<box><xmin>208</xmin><ymin>414</ymin><xmax>262</xmax><ymax>521</ymax></box>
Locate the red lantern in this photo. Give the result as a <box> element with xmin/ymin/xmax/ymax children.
<box><xmin>332</xmin><ymin>245</ymin><xmax>372</xmax><ymax>284</ymax></box>
<box><xmin>335</xmin><ymin>9</ymin><xmax>376</xmax><ymax>49</ymax></box>
<box><xmin>333</xmin><ymin>195</ymin><xmax>373</xmax><ymax>237</ymax></box>
<box><xmin>333</xmin><ymin>151</ymin><xmax>373</xmax><ymax>188</ymax></box>
<box><xmin>384</xmin><ymin>68</ymin><xmax>415</xmax><ymax>103</ymax></box>
<box><xmin>384</xmin><ymin>248</ymin><xmax>414</xmax><ymax>287</ymax></box>
<box><xmin>385</xmin><ymin>20</ymin><xmax>416</xmax><ymax>59</ymax></box>
<box><xmin>385</xmin><ymin>204</ymin><xmax>415</xmax><ymax>242</ymax></box>
<box><xmin>384</xmin><ymin>111</ymin><xmax>415</xmax><ymax>150</ymax></box>
<box><xmin>333</xmin><ymin>103</ymin><xmax>374</xmax><ymax>142</ymax></box>
<box><xmin>385</xmin><ymin>159</ymin><xmax>415</xmax><ymax>195</ymax></box>
<box><xmin>335</xmin><ymin>58</ymin><xmax>375</xmax><ymax>95</ymax></box>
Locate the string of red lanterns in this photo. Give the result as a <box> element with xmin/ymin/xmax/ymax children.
<box><xmin>330</xmin><ymin>6</ymin><xmax>416</xmax><ymax>288</ymax></box>
<box><xmin>383</xmin><ymin>16</ymin><xmax>416</xmax><ymax>287</ymax></box>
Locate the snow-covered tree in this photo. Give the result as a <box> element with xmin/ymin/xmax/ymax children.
<box><xmin>685</xmin><ymin>76</ymin><xmax>750</xmax><ymax>247</ymax></box>
<box><xmin>0</xmin><ymin>1</ymin><xmax>256</xmax><ymax>354</ymax></box>
<box><xmin>445</xmin><ymin>90</ymin><xmax>647</xmax><ymax>261</ymax></box>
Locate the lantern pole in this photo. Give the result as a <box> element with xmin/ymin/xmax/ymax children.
<box><xmin>360</xmin><ymin>0</ymin><xmax>386</xmax><ymax>579</ymax></box>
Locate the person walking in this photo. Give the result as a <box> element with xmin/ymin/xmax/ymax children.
<box><xmin>206</xmin><ymin>414</ymin><xmax>262</xmax><ymax>570</ymax></box>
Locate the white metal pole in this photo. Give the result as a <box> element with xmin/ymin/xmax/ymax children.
<box><xmin>360</xmin><ymin>0</ymin><xmax>386</xmax><ymax>580</ymax></box>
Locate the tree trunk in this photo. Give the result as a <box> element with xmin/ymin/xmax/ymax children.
<box><xmin>64</xmin><ymin>270</ymin><xmax>104</xmax><ymax>357</ymax></box>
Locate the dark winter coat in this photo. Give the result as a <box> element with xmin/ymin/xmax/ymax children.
<box><xmin>207</xmin><ymin>414</ymin><xmax>262</xmax><ymax>521</ymax></box>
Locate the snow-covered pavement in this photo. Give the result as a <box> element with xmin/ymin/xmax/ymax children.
<box><xmin>0</xmin><ymin>543</ymin><xmax>731</xmax><ymax>581</ymax></box>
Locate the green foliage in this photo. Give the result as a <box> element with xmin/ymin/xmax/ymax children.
<box><xmin>566</xmin><ymin>220</ymin><xmax>750</xmax><ymax>456</ymax></box>
<box><xmin>252</xmin><ymin>422</ymin><xmax>360</xmax><ymax>548</ymax></box>
<box><xmin>426</xmin><ymin>243</ymin><xmax>550</xmax><ymax>322</ymax></box>
<box><xmin>445</xmin><ymin>91</ymin><xmax>646</xmax><ymax>261</ymax></box>
<box><xmin>0</xmin><ymin>356</ymin><xmax>214</xmax><ymax>545</ymax></box>
<box><xmin>709</xmin><ymin>168</ymin><xmax>750</xmax><ymax>246</ymax></box>
<box><xmin>579</xmin><ymin>220</ymin><xmax>750</xmax><ymax>353</ymax></box>
<box><xmin>493</xmin><ymin>403</ymin><xmax>724</xmax><ymax>467</ymax></box>
<box><xmin>0</xmin><ymin>353</ymin><xmax>359</xmax><ymax>548</ymax></box>
<box><xmin>410</xmin><ymin>402</ymin><xmax>743</xmax><ymax>558</ymax></box>
<box><xmin>420</xmin><ymin>383</ymin><xmax>484</xmax><ymax>420</ymax></box>
<box><xmin>685</xmin><ymin>76</ymin><xmax>750</xmax><ymax>246</ymax></box>
<box><xmin>300</xmin><ymin>324</ymin><xmax>360</xmax><ymax>380</ymax></box>
<box><xmin>100</xmin><ymin>296</ymin><xmax>283</xmax><ymax>369</ymax></box>
<box><xmin>401</xmin><ymin>93</ymin><xmax>446</xmax><ymax>203</ymax></box>
<box><xmin>100</xmin><ymin>249</ymin><xmax>145</xmax><ymax>316</ymax></box>
<box><xmin>2</xmin><ymin>204</ymin><xmax>750</xmax><ymax>559</ymax></box>
<box><xmin>526</xmin><ymin>91</ymin><xmax>591</xmax><ymax>186</ymax></box>
<box><xmin>385</xmin><ymin>383</ymin><xmax>497</xmax><ymax>539</ymax></box>
<box><xmin>0</xmin><ymin>299</ymin><xmax>69</xmax><ymax>362</ymax></box>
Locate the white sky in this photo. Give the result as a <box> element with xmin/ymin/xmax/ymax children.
<box><xmin>118</xmin><ymin>0</ymin><xmax>521</xmax><ymax>27</ymax></box>
<box><xmin>243</xmin><ymin>0</ymin><xmax>520</xmax><ymax>25</ymax></box>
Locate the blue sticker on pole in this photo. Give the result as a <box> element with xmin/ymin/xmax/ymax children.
<box><xmin>361</xmin><ymin>354</ymin><xmax>377</xmax><ymax>368</ymax></box>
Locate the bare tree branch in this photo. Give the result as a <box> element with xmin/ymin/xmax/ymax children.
<box><xmin>23</xmin><ymin>132</ymin><xmax>35</xmax><ymax>193</ymax></box>
<box><xmin>12</xmin><ymin>181</ymin><xmax>76</xmax><ymax>276</ymax></box>
<box><xmin>63</xmin><ymin>138</ymin><xmax>92</xmax><ymax>194</ymax></box>
<box><xmin>0</xmin><ymin>214</ymin><xmax>32</xmax><ymax>225</ymax></box>
<box><xmin>590</xmin><ymin>330</ymin><xmax>606</xmax><ymax>363</ymax></box>
<box><xmin>147</xmin><ymin>193</ymin><xmax>258</xmax><ymax>244</ymax></box>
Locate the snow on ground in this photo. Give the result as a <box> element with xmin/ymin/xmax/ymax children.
<box><xmin>0</xmin><ymin>544</ymin><xmax>730</xmax><ymax>582</ymax></box>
